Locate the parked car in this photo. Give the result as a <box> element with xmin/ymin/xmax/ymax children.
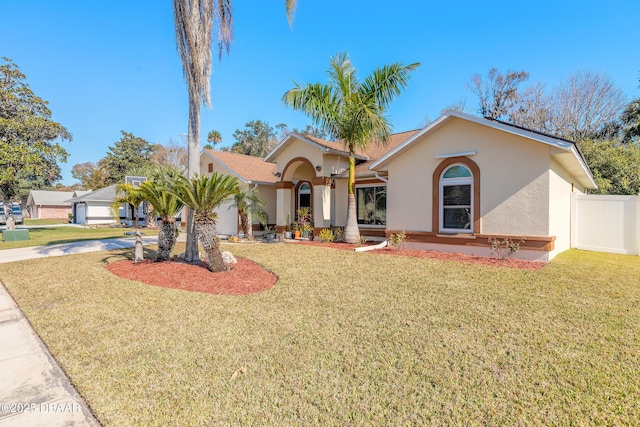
<box><xmin>0</xmin><ymin>203</ymin><xmax>24</xmax><ymax>225</ymax></box>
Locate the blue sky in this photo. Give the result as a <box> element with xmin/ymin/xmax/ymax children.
<box><xmin>2</xmin><ymin>0</ymin><xmax>639</xmax><ymax>185</ymax></box>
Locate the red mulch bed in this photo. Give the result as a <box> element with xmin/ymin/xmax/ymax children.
<box><xmin>292</xmin><ymin>240</ymin><xmax>545</xmax><ymax>271</ymax></box>
<box><xmin>105</xmin><ymin>257</ymin><xmax>278</xmax><ymax>295</ymax></box>
<box><xmin>106</xmin><ymin>242</ymin><xmax>543</xmax><ymax>296</ymax></box>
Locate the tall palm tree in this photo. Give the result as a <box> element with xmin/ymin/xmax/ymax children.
<box><xmin>173</xmin><ymin>0</ymin><xmax>298</xmax><ymax>262</ymax></box>
<box><xmin>166</xmin><ymin>173</ymin><xmax>239</xmax><ymax>272</ymax></box>
<box><xmin>207</xmin><ymin>129</ymin><xmax>222</xmax><ymax>149</ymax></box>
<box><xmin>137</xmin><ymin>180</ymin><xmax>184</xmax><ymax>262</ymax></box>
<box><xmin>111</xmin><ymin>183</ymin><xmax>146</xmax><ymax>262</ymax></box>
<box><xmin>282</xmin><ymin>52</ymin><xmax>420</xmax><ymax>243</ymax></box>
<box><xmin>229</xmin><ymin>185</ymin><xmax>267</xmax><ymax>238</ymax></box>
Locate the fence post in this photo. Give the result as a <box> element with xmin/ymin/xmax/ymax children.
<box><xmin>570</xmin><ymin>192</ymin><xmax>577</xmax><ymax>249</ymax></box>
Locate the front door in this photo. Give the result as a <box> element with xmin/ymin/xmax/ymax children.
<box><xmin>297</xmin><ymin>182</ymin><xmax>311</xmax><ymax>212</ymax></box>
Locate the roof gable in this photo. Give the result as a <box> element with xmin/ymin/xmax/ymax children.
<box><xmin>202</xmin><ymin>150</ymin><xmax>277</xmax><ymax>184</ymax></box>
<box><xmin>369</xmin><ymin>111</ymin><xmax>596</xmax><ymax>188</ymax></box>
<box><xmin>264</xmin><ymin>133</ymin><xmax>368</xmax><ymax>163</ymax></box>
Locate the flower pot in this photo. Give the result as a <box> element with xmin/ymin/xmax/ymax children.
<box><xmin>285</xmin><ymin>231</ymin><xmax>292</xmax><ymax>239</ymax></box>
<box><xmin>294</xmin><ymin>230</ymin><xmax>301</xmax><ymax>239</ymax></box>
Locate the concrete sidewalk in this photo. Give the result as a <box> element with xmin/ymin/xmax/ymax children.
<box><xmin>0</xmin><ymin>236</ymin><xmax>160</xmax><ymax>426</ymax></box>
<box><xmin>0</xmin><ymin>284</ymin><xmax>101</xmax><ymax>426</ymax></box>
<box><xmin>0</xmin><ymin>236</ymin><xmax>159</xmax><ymax>264</ymax></box>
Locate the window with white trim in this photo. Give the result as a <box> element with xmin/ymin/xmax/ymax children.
<box><xmin>356</xmin><ymin>185</ymin><xmax>386</xmax><ymax>226</ymax></box>
<box><xmin>439</xmin><ymin>165</ymin><xmax>473</xmax><ymax>233</ymax></box>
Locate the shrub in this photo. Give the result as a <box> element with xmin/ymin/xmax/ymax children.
<box><xmin>489</xmin><ymin>237</ymin><xmax>524</xmax><ymax>260</ymax></box>
<box><xmin>318</xmin><ymin>228</ymin><xmax>335</xmax><ymax>243</ymax></box>
<box><xmin>388</xmin><ymin>231</ymin><xmax>406</xmax><ymax>251</ymax></box>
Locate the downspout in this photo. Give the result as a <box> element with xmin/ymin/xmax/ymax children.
<box><xmin>374</xmin><ymin>172</ymin><xmax>388</xmax><ymax>183</ymax></box>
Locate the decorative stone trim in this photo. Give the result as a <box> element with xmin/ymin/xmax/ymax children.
<box><xmin>275</xmin><ymin>181</ymin><xmax>294</xmax><ymax>189</ymax></box>
<box><xmin>385</xmin><ymin>230</ymin><xmax>555</xmax><ymax>252</ymax></box>
<box><xmin>311</xmin><ymin>177</ymin><xmax>335</xmax><ymax>187</ymax></box>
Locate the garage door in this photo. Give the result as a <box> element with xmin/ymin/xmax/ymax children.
<box><xmin>75</xmin><ymin>204</ymin><xmax>86</xmax><ymax>224</ymax></box>
<box><xmin>215</xmin><ymin>198</ymin><xmax>238</xmax><ymax>236</ymax></box>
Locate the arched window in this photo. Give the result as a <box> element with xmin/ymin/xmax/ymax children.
<box><xmin>439</xmin><ymin>164</ymin><xmax>473</xmax><ymax>233</ymax></box>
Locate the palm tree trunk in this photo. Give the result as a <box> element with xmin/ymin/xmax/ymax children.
<box><xmin>133</xmin><ymin>204</ymin><xmax>143</xmax><ymax>262</ymax></box>
<box><xmin>185</xmin><ymin>98</ymin><xmax>201</xmax><ymax>262</ymax></box>
<box><xmin>344</xmin><ymin>153</ymin><xmax>359</xmax><ymax>244</ymax></box>
<box><xmin>156</xmin><ymin>219</ymin><xmax>177</xmax><ymax>262</ymax></box>
<box><xmin>195</xmin><ymin>221</ymin><xmax>227</xmax><ymax>272</ymax></box>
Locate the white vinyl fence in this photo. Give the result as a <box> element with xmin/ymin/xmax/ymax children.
<box><xmin>571</xmin><ymin>193</ymin><xmax>640</xmax><ymax>255</ymax></box>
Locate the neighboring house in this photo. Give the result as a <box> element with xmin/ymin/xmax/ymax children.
<box><xmin>207</xmin><ymin>111</ymin><xmax>594</xmax><ymax>262</ymax></box>
<box><xmin>200</xmin><ymin>150</ymin><xmax>277</xmax><ymax>236</ymax></box>
<box><xmin>66</xmin><ymin>185</ymin><xmax>141</xmax><ymax>225</ymax></box>
<box><xmin>26</xmin><ymin>190</ymin><xmax>76</xmax><ymax>219</ymax></box>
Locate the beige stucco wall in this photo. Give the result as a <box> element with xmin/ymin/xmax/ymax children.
<box><xmin>548</xmin><ymin>158</ymin><xmax>585</xmax><ymax>258</ymax></box>
<box><xmin>257</xmin><ymin>184</ymin><xmax>276</xmax><ymax>225</ymax></box>
<box><xmin>322</xmin><ymin>154</ymin><xmax>350</xmax><ymax>177</ymax></box>
<box><xmin>387</xmin><ymin>118</ymin><xmax>551</xmax><ymax>237</ymax></box>
<box><xmin>333</xmin><ymin>178</ymin><xmax>348</xmax><ymax>227</ymax></box>
<box><xmin>275</xmin><ymin>141</ymin><xmax>323</xmax><ymax>180</ymax></box>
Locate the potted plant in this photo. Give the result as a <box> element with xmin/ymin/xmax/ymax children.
<box><xmin>297</xmin><ymin>207</ymin><xmax>312</xmax><ymax>239</ymax></box>
<box><xmin>285</xmin><ymin>214</ymin><xmax>293</xmax><ymax>239</ymax></box>
<box><xmin>264</xmin><ymin>225</ymin><xmax>275</xmax><ymax>242</ymax></box>
<box><xmin>301</xmin><ymin>221</ymin><xmax>313</xmax><ymax>239</ymax></box>
<box><xmin>292</xmin><ymin>222</ymin><xmax>301</xmax><ymax>239</ymax></box>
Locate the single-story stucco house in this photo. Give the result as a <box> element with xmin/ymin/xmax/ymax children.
<box><xmin>26</xmin><ymin>190</ymin><xmax>77</xmax><ymax>219</ymax></box>
<box><xmin>203</xmin><ymin>111</ymin><xmax>596</xmax><ymax>262</ymax></box>
<box><xmin>66</xmin><ymin>185</ymin><xmax>141</xmax><ymax>225</ymax></box>
<box><xmin>201</xmin><ymin>149</ymin><xmax>277</xmax><ymax>235</ymax></box>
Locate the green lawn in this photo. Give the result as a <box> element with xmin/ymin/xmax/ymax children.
<box><xmin>23</xmin><ymin>218</ymin><xmax>69</xmax><ymax>226</ymax></box>
<box><xmin>1</xmin><ymin>245</ymin><xmax>639</xmax><ymax>425</ymax></box>
<box><xmin>0</xmin><ymin>226</ymin><xmax>158</xmax><ymax>249</ymax></box>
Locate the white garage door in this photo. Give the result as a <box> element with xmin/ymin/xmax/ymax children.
<box><xmin>215</xmin><ymin>199</ymin><xmax>238</xmax><ymax>236</ymax></box>
<box><xmin>75</xmin><ymin>204</ymin><xmax>86</xmax><ymax>224</ymax></box>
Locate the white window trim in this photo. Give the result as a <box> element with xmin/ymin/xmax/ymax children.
<box><xmin>355</xmin><ymin>183</ymin><xmax>387</xmax><ymax>229</ymax></box>
<box><xmin>439</xmin><ymin>165</ymin><xmax>473</xmax><ymax>234</ymax></box>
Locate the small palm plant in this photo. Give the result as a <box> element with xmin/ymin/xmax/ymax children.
<box><xmin>230</xmin><ymin>185</ymin><xmax>267</xmax><ymax>239</ymax></box>
<box><xmin>137</xmin><ymin>180</ymin><xmax>184</xmax><ymax>262</ymax></box>
<box><xmin>111</xmin><ymin>183</ymin><xmax>146</xmax><ymax>262</ymax></box>
<box><xmin>166</xmin><ymin>173</ymin><xmax>239</xmax><ymax>272</ymax></box>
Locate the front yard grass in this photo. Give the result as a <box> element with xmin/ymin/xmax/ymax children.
<box><xmin>0</xmin><ymin>226</ymin><xmax>158</xmax><ymax>249</ymax></box>
<box><xmin>1</xmin><ymin>245</ymin><xmax>639</xmax><ymax>425</ymax></box>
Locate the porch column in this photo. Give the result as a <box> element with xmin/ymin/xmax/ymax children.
<box><xmin>275</xmin><ymin>181</ymin><xmax>294</xmax><ymax>234</ymax></box>
<box><xmin>312</xmin><ymin>177</ymin><xmax>334</xmax><ymax>231</ymax></box>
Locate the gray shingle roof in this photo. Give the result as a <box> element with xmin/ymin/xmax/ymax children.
<box><xmin>28</xmin><ymin>190</ymin><xmax>75</xmax><ymax>206</ymax></box>
<box><xmin>65</xmin><ymin>185</ymin><xmax>118</xmax><ymax>203</ymax></box>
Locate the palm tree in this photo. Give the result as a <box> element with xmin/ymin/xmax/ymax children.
<box><xmin>229</xmin><ymin>185</ymin><xmax>267</xmax><ymax>238</ymax></box>
<box><xmin>137</xmin><ymin>181</ymin><xmax>184</xmax><ymax>262</ymax></box>
<box><xmin>166</xmin><ymin>173</ymin><xmax>239</xmax><ymax>272</ymax></box>
<box><xmin>282</xmin><ymin>52</ymin><xmax>420</xmax><ymax>243</ymax></box>
<box><xmin>173</xmin><ymin>0</ymin><xmax>298</xmax><ymax>262</ymax></box>
<box><xmin>111</xmin><ymin>183</ymin><xmax>146</xmax><ymax>262</ymax></box>
<box><xmin>621</xmin><ymin>97</ymin><xmax>640</xmax><ymax>143</ymax></box>
<box><xmin>207</xmin><ymin>129</ymin><xmax>222</xmax><ymax>149</ymax></box>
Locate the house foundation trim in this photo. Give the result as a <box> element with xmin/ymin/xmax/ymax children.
<box><xmin>385</xmin><ymin>230</ymin><xmax>555</xmax><ymax>252</ymax></box>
